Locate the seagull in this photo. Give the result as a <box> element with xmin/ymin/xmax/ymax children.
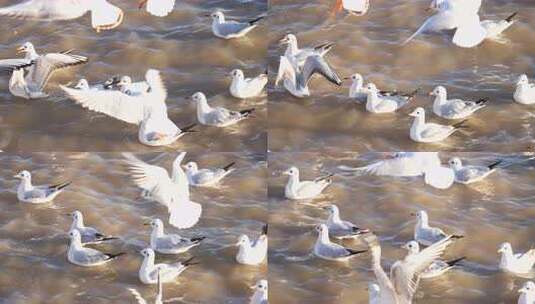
<box><xmin>0</xmin><ymin>0</ymin><xmax>124</xmax><ymax>32</ymax></box>
<box><xmin>14</xmin><ymin>170</ymin><xmax>71</xmax><ymax>204</ymax></box>
<box><xmin>191</xmin><ymin>92</ymin><xmax>255</xmax><ymax>127</ymax></box>
<box><xmin>342</xmin><ymin>152</ymin><xmax>442</xmax><ymax>177</ymax></box>
<box><xmin>116</xmin><ymin>75</ymin><xmax>151</xmax><ymax>96</ymax></box>
<box><xmin>139</xmin><ymin>248</ymin><xmax>197</xmax><ymax>284</ymax></box>
<box><xmin>518</xmin><ymin>281</ymin><xmax>535</xmax><ymax>304</ymax></box>
<box><xmin>514</xmin><ymin>74</ymin><xmax>535</xmax><ymax>105</ymax></box>
<box><xmin>61</xmin><ymin>69</ymin><xmax>197</xmax><ymax>147</ymax></box>
<box><xmin>278</xmin><ymin>33</ymin><xmax>334</xmax><ymax>69</ymax></box>
<box><xmin>448</xmin><ymin>157</ymin><xmax>501</xmax><ymax>184</ymax></box>
<box><xmin>139</xmin><ymin>0</ymin><xmax>176</xmax><ymax>17</ymax></box>
<box><xmin>68</xmin><ymin>210</ymin><xmax>118</xmax><ymax>244</ymax></box>
<box><xmin>129</xmin><ymin>269</ymin><xmax>164</xmax><ymax>304</ymax></box>
<box><xmin>409</xmin><ymin>107</ymin><xmax>468</xmax><ymax>143</ymax></box>
<box><xmin>403</xmin><ymin>241</ymin><xmax>465</xmax><ymax>279</ymax></box>
<box><xmin>498</xmin><ymin>243</ymin><xmax>535</xmax><ymax>275</ymax></box>
<box><xmin>346</xmin><ymin>73</ymin><xmax>367</xmax><ymax>102</ymax></box>
<box><xmin>209</xmin><ymin>11</ymin><xmax>263</xmax><ymax>39</ymax></box>
<box><xmin>183</xmin><ymin>161</ymin><xmax>236</xmax><ymax>187</ymax></box>
<box><xmin>323</xmin><ymin>205</ymin><xmax>370</xmax><ymax>239</ymax></box>
<box><xmin>146</xmin><ymin>218</ymin><xmax>205</xmax><ymax>255</ymax></box>
<box><xmin>275</xmin><ymin>55</ymin><xmax>342</xmax><ymax>98</ymax></box>
<box><xmin>365</xmin><ymin>83</ymin><xmax>417</xmax><ymax>114</ymax></box>
<box><xmin>283</xmin><ymin>166</ymin><xmax>332</xmax><ymax>200</ymax></box>
<box><xmin>413</xmin><ymin>210</ymin><xmax>463</xmax><ymax>246</ymax></box>
<box><xmin>229</xmin><ymin>69</ymin><xmax>268</xmax><ymax>99</ymax></box>
<box><xmin>67</xmin><ymin>230</ymin><xmax>125</xmax><ymax>267</ymax></box>
<box><xmin>0</xmin><ymin>42</ymin><xmax>88</xmax><ymax>99</ymax></box>
<box><xmin>333</xmin><ymin>0</ymin><xmax>370</xmax><ymax>16</ymax></box>
<box><xmin>249</xmin><ymin>279</ymin><xmax>268</xmax><ymax>304</ymax></box>
<box><xmin>430</xmin><ymin>86</ymin><xmax>488</xmax><ymax>119</ymax></box>
<box><xmin>236</xmin><ymin>224</ymin><xmax>268</xmax><ymax>266</ymax></box>
<box><xmin>368</xmin><ymin>282</ymin><xmax>381</xmax><ymax>304</ymax></box>
<box><xmin>313</xmin><ymin>224</ymin><xmax>367</xmax><ymax>261</ymax></box>
<box><xmin>123</xmin><ymin>153</ymin><xmax>201</xmax><ymax>229</ymax></box>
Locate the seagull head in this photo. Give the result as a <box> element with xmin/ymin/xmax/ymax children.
<box><xmin>68</xmin><ymin>229</ymin><xmax>82</xmax><ymax>242</ymax></box>
<box><xmin>209</xmin><ymin>11</ymin><xmax>225</xmax><ymax>22</ymax></box>
<box><xmin>14</xmin><ymin>170</ymin><xmax>31</xmax><ymax>181</ymax></box>
<box><xmin>69</xmin><ymin>210</ymin><xmax>83</xmax><ymax>222</ymax></box>
<box><xmin>16</xmin><ymin>42</ymin><xmax>34</xmax><ymax>55</ymax></box>
<box><xmin>236</xmin><ymin>234</ymin><xmax>250</xmax><ymax>246</ymax></box>
<box><xmin>409</xmin><ymin>107</ymin><xmax>425</xmax><ymax>118</ymax></box>
<box><xmin>519</xmin><ymin>281</ymin><xmax>535</xmax><ymax>295</ymax></box>
<box><xmin>140</xmin><ymin>248</ymin><xmax>155</xmax><ymax>258</ymax></box>
<box><xmin>345</xmin><ymin>73</ymin><xmax>363</xmax><ymax>84</ymax></box>
<box><xmin>430</xmin><ymin>86</ymin><xmax>446</xmax><ymax>97</ymax></box>
<box><xmin>448</xmin><ymin>157</ymin><xmax>463</xmax><ymax>170</ymax></box>
<box><xmin>183</xmin><ymin>161</ymin><xmax>198</xmax><ymax>173</ymax></box>
<box><xmin>402</xmin><ymin>240</ymin><xmax>420</xmax><ymax>254</ymax></box>
<box><xmin>315</xmin><ymin>223</ymin><xmax>328</xmax><ymax>234</ymax></box>
<box><xmin>251</xmin><ymin>279</ymin><xmax>268</xmax><ymax>292</ymax></box>
<box><xmin>191</xmin><ymin>92</ymin><xmax>207</xmax><ymax>104</ymax></box>
<box><xmin>74</xmin><ymin>79</ymin><xmax>90</xmax><ymax>90</ymax></box>
<box><xmin>282</xmin><ymin>166</ymin><xmax>299</xmax><ymax>177</ymax></box>
<box><xmin>230</xmin><ymin>69</ymin><xmax>244</xmax><ymax>80</ymax></box>
<box><xmin>412</xmin><ymin>210</ymin><xmax>428</xmax><ymax>223</ymax></box>
<box><xmin>497</xmin><ymin>242</ymin><xmax>513</xmax><ymax>254</ymax></box>
<box><xmin>279</xmin><ymin>33</ymin><xmax>297</xmax><ymax>45</ymax></box>
<box><xmin>323</xmin><ymin>204</ymin><xmax>339</xmax><ymax>216</ymax></box>
<box><xmin>517</xmin><ymin>74</ymin><xmax>529</xmax><ymax>86</ymax></box>
<box><xmin>365</xmin><ymin>83</ymin><xmax>378</xmax><ymax>93</ymax></box>
<box><xmin>148</xmin><ymin>218</ymin><xmax>163</xmax><ymax>229</ymax></box>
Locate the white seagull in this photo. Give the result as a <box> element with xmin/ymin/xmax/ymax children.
<box><xmin>518</xmin><ymin>281</ymin><xmax>535</xmax><ymax>304</ymax></box>
<box><xmin>139</xmin><ymin>0</ymin><xmax>176</xmax><ymax>17</ymax></box>
<box><xmin>68</xmin><ymin>210</ymin><xmax>118</xmax><ymax>244</ymax></box>
<box><xmin>409</xmin><ymin>107</ymin><xmax>468</xmax><ymax>143</ymax></box>
<box><xmin>413</xmin><ymin>210</ymin><xmax>463</xmax><ymax>246</ymax></box>
<box><xmin>0</xmin><ymin>0</ymin><xmax>124</xmax><ymax>32</ymax></box>
<box><xmin>61</xmin><ymin>69</ymin><xmax>197</xmax><ymax>147</ymax></box>
<box><xmin>346</xmin><ymin>73</ymin><xmax>367</xmax><ymax>102</ymax></box>
<box><xmin>123</xmin><ymin>153</ymin><xmax>202</xmax><ymax>229</ymax></box>
<box><xmin>0</xmin><ymin>42</ymin><xmax>88</xmax><ymax>99</ymax></box>
<box><xmin>278</xmin><ymin>33</ymin><xmax>334</xmax><ymax>69</ymax></box>
<box><xmin>365</xmin><ymin>83</ymin><xmax>417</xmax><ymax>114</ymax></box>
<box><xmin>183</xmin><ymin>161</ymin><xmax>236</xmax><ymax>187</ymax></box>
<box><xmin>514</xmin><ymin>74</ymin><xmax>535</xmax><ymax>105</ymax></box>
<box><xmin>191</xmin><ymin>92</ymin><xmax>255</xmax><ymax>127</ymax></box>
<box><xmin>368</xmin><ymin>282</ymin><xmax>381</xmax><ymax>304</ymax></box>
<box><xmin>249</xmin><ymin>279</ymin><xmax>268</xmax><ymax>304</ymax></box>
<box><xmin>209</xmin><ymin>11</ymin><xmax>263</xmax><ymax>39</ymax></box>
<box><xmin>139</xmin><ymin>248</ymin><xmax>197</xmax><ymax>284</ymax></box>
<box><xmin>448</xmin><ymin>157</ymin><xmax>501</xmax><ymax>184</ymax></box>
<box><xmin>323</xmin><ymin>205</ymin><xmax>370</xmax><ymax>239</ymax></box>
<box><xmin>229</xmin><ymin>69</ymin><xmax>268</xmax><ymax>99</ymax></box>
<box><xmin>498</xmin><ymin>243</ymin><xmax>535</xmax><ymax>275</ymax></box>
<box><xmin>116</xmin><ymin>75</ymin><xmax>151</xmax><ymax>96</ymax></box>
<box><xmin>283</xmin><ymin>166</ymin><xmax>332</xmax><ymax>200</ymax></box>
<box><xmin>146</xmin><ymin>218</ymin><xmax>205</xmax><ymax>255</ymax></box>
<box><xmin>129</xmin><ymin>270</ymin><xmax>164</xmax><ymax>304</ymax></box>
<box><xmin>14</xmin><ymin>170</ymin><xmax>71</xmax><ymax>204</ymax></box>
<box><xmin>313</xmin><ymin>224</ymin><xmax>367</xmax><ymax>261</ymax></box>
<box><xmin>333</xmin><ymin>0</ymin><xmax>370</xmax><ymax>16</ymax></box>
<box><xmin>403</xmin><ymin>240</ymin><xmax>465</xmax><ymax>279</ymax></box>
<box><xmin>236</xmin><ymin>224</ymin><xmax>268</xmax><ymax>266</ymax></box>
<box><xmin>67</xmin><ymin>230</ymin><xmax>125</xmax><ymax>267</ymax></box>
<box><xmin>430</xmin><ymin>86</ymin><xmax>488</xmax><ymax>119</ymax></box>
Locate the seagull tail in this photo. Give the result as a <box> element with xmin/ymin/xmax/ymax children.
<box><xmin>316</xmin><ymin>173</ymin><xmax>335</xmax><ymax>183</ymax></box>
<box><xmin>262</xmin><ymin>224</ymin><xmax>268</xmax><ymax>235</ymax></box>
<box><xmin>347</xmin><ymin>248</ymin><xmax>368</xmax><ymax>256</ymax></box>
<box><xmin>488</xmin><ymin>160</ymin><xmax>503</xmax><ymax>170</ymax></box>
<box><xmin>476</xmin><ymin>97</ymin><xmax>490</xmax><ymax>105</ymax></box>
<box><xmin>100</xmin><ymin>236</ymin><xmax>120</xmax><ymax>242</ymax></box>
<box><xmin>446</xmin><ymin>256</ymin><xmax>466</xmax><ymax>267</ymax></box>
<box><xmin>106</xmin><ymin>252</ymin><xmax>126</xmax><ymax>260</ymax></box>
<box><xmin>248</xmin><ymin>16</ymin><xmax>264</xmax><ymax>25</ymax></box>
<box><xmin>191</xmin><ymin>236</ymin><xmax>206</xmax><ymax>243</ymax></box>
<box><xmin>52</xmin><ymin>181</ymin><xmax>72</xmax><ymax>191</ymax></box>
<box><xmin>222</xmin><ymin>162</ymin><xmax>236</xmax><ymax>171</ymax></box>
<box><xmin>353</xmin><ymin>227</ymin><xmax>371</xmax><ymax>235</ymax></box>
<box><xmin>240</xmin><ymin>108</ymin><xmax>256</xmax><ymax>117</ymax></box>
<box><xmin>505</xmin><ymin>12</ymin><xmax>518</xmax><ymax>23</ymax></box>
<box><xmin>453</xmin><ymin>120</ymin><xmax>469</xmax><ymax>130</ymax></box>
<box><xmin>180</xmin><ymin>123</ymin><xmax>198</xmax><ymax>133</ymax></box>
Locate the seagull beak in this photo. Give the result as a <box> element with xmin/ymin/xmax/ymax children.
<box><xmin>13</xmin><ymin>174</ymin><xmax>21</xmax><ymax>179</ymax></box>
<box><xmin>143</xmin><ymin>222</ymin><xmax>151</xmax><ymax>226</ymax></box>
<box><xmin>519</xmin><ymin>287</ymin><xmax>528</xmax><ymax>293</ymax></box>
<box><xmin>278</xmin><ymin>37</ymin><xmax>289</xmax><ymax>45</ymax></box>
<box><xmin>409</xmin><ymin>111</ymin><xmax>418</xmax><ymax>117</ymax></box>
<box><xmin>205</xmin><ymin>14</ymin><xmax>212</xmax><ymax>17</ymax></box>
<box><xmin>16</xmin><ymin>47</ymin><xmax>25</xmax><ymax>54</ymax></box>
<box><xmin>138</xmin><ymin>0</ymin><xmax>148</xmax><ymax>9</ymax></box>
<box><xmin>410</xmin><ymin>213</ymin><xmax>416</xmax><ymax>216</ymax></box>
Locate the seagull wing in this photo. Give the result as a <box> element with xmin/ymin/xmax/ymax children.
<box><xmin>0</xmin><ymin>58</ymin><xmax>34</xmax><ymax>72</ymax></box>
<box><xmin>452</xmin><ymin>13</ymin><xmax>486</xmax><ymax>48</ymax></box>
<box><xmin>275</xmin><ymin>56</ymin><xmax>297</xmax><ymax>86</ymax></box>
<box><xmin>123</xmin><ymin>153</ymin><xmax>174</xmax><ymax>194</ymax></box>
<box><xmin>298</xmin><ymin>55</ymin><xmax>341</xmax><ymax>89</ymax></box>
<box><xmin>29</xmin><ymin>52</ymin><xmax>88</xmax><ymax>91</ymax></box>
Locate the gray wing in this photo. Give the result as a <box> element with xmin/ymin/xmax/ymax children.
<box><xmin>28</xmin><ymin>52</ymin><xmax>88</xmax><ymax>91</ymax></box>
<box><xmin>217</xmin><ymin>22</ymin><xmax>250</xmax><ymax>36</ymax></box>
<box><xmin>297</xmin><ymin>55</ymin><xmax>341</xmax><ymax>90</ymax></box>
<box><xmin>0</xmin><ymin>58</ymin><xmax>34</xmax><ymax>72</ymax></box>
<box><xmin>155</xmin><ymin>235</ymin><xmax>189</xmax><ymax>250</ymax></box>
<box><xmin>316</xmin><ymin>242</ymin><xmax>350</xmax><ymax>258</ymax></box>
<box><xmin>72</xmin><ymin>247</ymin><xmax>110</xmax><ymax>265</ymax></box>
<box><xmin>457</xmin><ymin>166</ymin><xmax>488</xmax><ymax>181</ymax></box>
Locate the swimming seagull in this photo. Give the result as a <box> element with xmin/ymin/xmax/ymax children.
<box><xmin>333</xmin><ymin>0</ymin><xmax>370</xmax><ymax>16</ymax></box>
<box><xmin>209</xmin><ymin>11</ymin><xmax>263</xmax><ymax>39</ymax></box>
<box><xmin>323</xmin><ymin>205</ymin><xmax>370</xmax><ymax>239</ymax></box>
<box><xmin>313</xmin><ymin>224</ymin><xmax>367</xmax><ymax>261</ymax></box>
<box><xmin>191</xmin><ymin>92</ymin><xmax>255</xmax><ymax>127</ymax></box>
<box><xmin>409</xmin><ymin>107</ymin><xmax>468</xmax><ymax>143</ymax></box>
<box><xmin>365</xmin><ymin>83</ymin><xmax>418</xmax><ymax>114</ymax></box>
<box><xmin>283</xmin><ymin>166</ymin><xmax>333</xmax><ymax>200</ymax></box>
<box><xmin>61</xmin><ymin>69</ymin><xmax>197</xmax><ymax>147</ymax></box>
<box><xmin>229</xmin><ymin>69</ymin><xmax>268</xmax><ymax>99</ymax></box>
<box><xmin>275</xmin><ymin>55</ymin><xmax>342</xmax><ymax>98</ymax></box>
<box><xmin>14</xmin><ymin>170</ymin><xmax>71</xmax><ymax>204</ymax></box>
<box><xmin>68</xmin><ymin>210</ymin><xmax>118</xmax><ymax>244</ymax></box>
<box><xmin>116</xmin><ymin>75</ymin><xmax>151</xmax><ymax>96</ymax></box>
<box><xmin>518</xmin><ymin>281</ymin><xmax>535</xmax><ymax>304</ymax></box>
<box><xmin>498</xmin><ymin>243</ymin><xmax>535</xmax><ymax>275</ymax></box>
<box><xmin>0</xmin><ymin>42</ymin><xmax>88</xmax><ymax>99</ymax></box>
<box><xmin>345</xmin><ymin>73</ymin><xmax>400</xmax><ymax>103</ymax></box>
<box><xmin>67</xmin><ymin>230</ymin><xmax>125</xmax><ymax>267</ymax></box>
<box><xmin>430</xmin><ymin>86</ymin><xmax>488</xmax><ymax>119</ymax></box>
<box><xmin>129</xmin><ymin>269</ymin><xmax>164</xmax><ymax>304</ymax></box>
<box><xmin>183</xmin><ymin>161</ymin><xmax>236</xmax><ymax>187</ymax></box>
<box><xmin>278</xmin><ymin>33</ymin><xmax>334</xmax><ymax>69</ymax></box>
<box><xmin>123</xmin><ymin>153</ymin><xmax>201</xmax><ymax>229</ymax></box>
<box><xmin>139</xmin><ymin>248</ymin><xmax>197</xmax><ymax>284</ymax></box>
<box><xmin>146</xmin><ymin>218</ymin><xmax>205</xmax><ymax>255</ymax></box>
<box><xmin>139</xmin><ymin>0</ymin><xmax>176</xmax><ymax>17</ymax></box>
<box><xmin>236</xmin><ymin>224</ymin><xmax>268</xmax><ymax>266</ymax></box>
<box><xmin>403</xmin><ymin>241</ymin><xmax>465</xmax><ymax>279</ymax></box>
<box><xmin>514</xmin><ymin>74</ymin><xmax>535</xmax><ymax>105</ymax></box>
<box><xmin>413</xmin><ymin>210</ymin><xmax>463</xmax><ymax>246</ymax></box>
<box><xmin>448</xmin><ymin>157</ymin><xmax>501</xmax><ymax>184</ymax></box>
<box><xmin>249</xmin><ymin>279</ymin><xmax>268</xmax><ymax>304</ymax></box>
<box><xmin>0</xmin><ymin>0</ymin><xmax>124</xmax><ymax>32</ymax></box>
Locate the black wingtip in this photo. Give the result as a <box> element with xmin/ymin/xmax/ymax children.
<box><xmin>453</xmin><ymin>120</ymin><xmax>469</xmax><ymax>129</ymax></box>
<box><xmin>488</xmin><ymin>160</ymin><xmax>503</xmax><ymax>170</ymax></box>
<box><xmin>240</xmin><ymin>108</ymin><xmax>256</xmax><ymax>116</ymax></box>
<box><xmin>476</xmin><ymin>97</ymin><xmax>490</xmax><ymax>105</ymax></box>
<box><xmin>451</xmin><ymin>234</ymin><xmax>464</xmax><ymax>240</ymax></box>
<box><xmin>180</xmin><ymin>123</ymin><xmax>198</xmax><ymax>133</ymax></box>
<box><xmin>53</xmin><ymin>181</ymin><xmax>72</xmax><ymax>191</ymax></box>
<box><xmin>347</xmin><ymin>248</ymin><xmax>368</xmax><ymax>256</ymax></box>
<box><xmin>191</xmin><ymin>236</ymin><xmax>206</xmax><ymax>243</ymax></box>
<box><xmin>100</xmin><ymin>236</ymin><xmax>120</xmax><ymax>242</ymax></box>
<box><xmin>249</xmin><ymin>16</ymin><xmax>264</xmax><ymax>25</ymax></box>
<box><xmin>446</xmin><ymin>256</ymin><xmax>466</xmax><ymax>267</ymax></box>
<box><xmin>222</xmin><ymin>162</ymin><xmax>236</xmax><ymax>171</ymax></box>
<box><xmin>107</xmin><ymin>252</ymin><xmax>126</xmax><ymax>260</ymax></box>
<box><xmin>505</xmin><ymin>12</ymin><xmax>517</xmax><ymax>22</ymax></box>
<box><xmin>262</xmin><ymin>224</ymin><xmax>268</xmax><ymax>235</ymax></box>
